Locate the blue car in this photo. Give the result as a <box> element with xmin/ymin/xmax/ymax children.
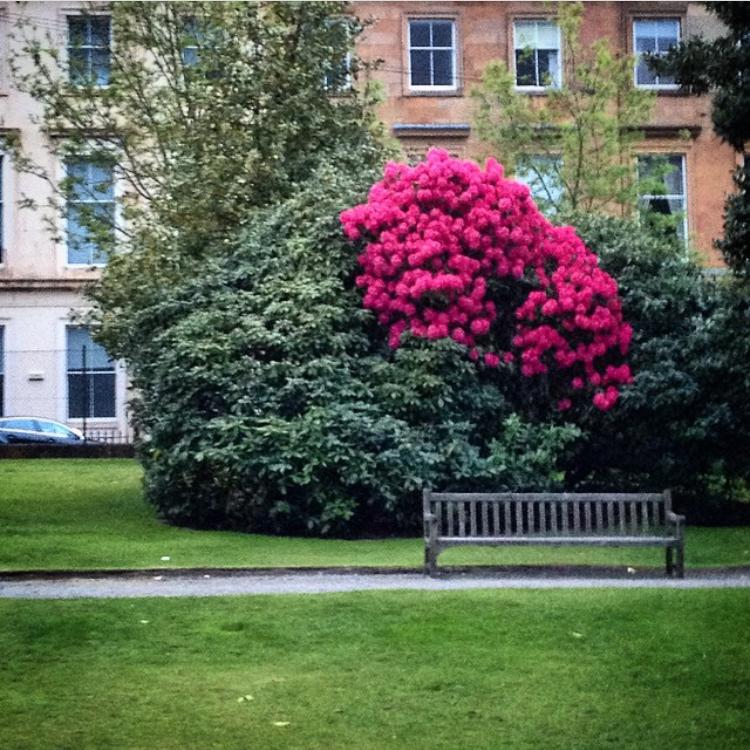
<box><xmin>0</xmin><ymin>417</ymin><xmax>88</xmax><ymax>445</ymax></box>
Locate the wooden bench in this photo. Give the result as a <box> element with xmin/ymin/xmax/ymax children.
<box><xmin>423</xmin><ymin>490</ymin><xmax>686</xmax><ymax>577</ymax></box>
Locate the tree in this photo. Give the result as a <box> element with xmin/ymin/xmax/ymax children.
<box><xmin>472</xmin><ymin>1</ymin><xmax>655</xmax><ymax>215</ymax></box>
<box><xmin>647</xmin><ymin>2</ymin><xmax>750</xmax><ymax>277</ymax></box>
<box><xmin>8</xmin><ymin>1</ymin><xmax>388</xmax><ymax>324</ymax></box>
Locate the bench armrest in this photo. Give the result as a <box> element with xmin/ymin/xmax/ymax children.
<box><xmin>666</xmin><ymin>511</ymin><xmax>686</xmax><ymax>538</ymax></box>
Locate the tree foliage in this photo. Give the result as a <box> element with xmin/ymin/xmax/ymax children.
<box><xmin>472</xmin><ymin>2</ymin><xmax>654</xmax><ymax>215</ymax></box>
<box><xmin>649</xmin><ymin>2</ymin><xmax>750</xmax><ymax>276</ymax></box>
<box><xmin>9</xmin><ymin>1</ymin><xmax>386</xmax><ymax>257</ymax></box>
<box><xmin>127</xmin><ymin>167</ymin><xmax>579</xmax><ymax>535</ymax></box>
<box><xmin>568</xmin><ymin>212</ymin><xmax>750</xmax><ymax>518</ymax></box>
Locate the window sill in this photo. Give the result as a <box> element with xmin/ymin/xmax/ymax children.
<box><xmin>68</xmin><ymin>418</ymin><xmax>118</xmax><ymax>425</ymax></box>
<box><xmin>514</xmin><ymin>86</ymin><xmax>557</xmax><ymax>96</ymax></box>
<box><xmin>405</xmin><ymin>87</ymin><xmax>463</xmax><ymax>98</ymax></box>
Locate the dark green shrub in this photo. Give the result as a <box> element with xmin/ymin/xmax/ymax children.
<box><xmin>565</xmin><ymin>212</ymin><xmax>750</xmax><ymax>520</ymax></box>
<box><xmin>125</xmin><ymin>165</ymin><xmax>578</xmax><ymax>536</ymax></box>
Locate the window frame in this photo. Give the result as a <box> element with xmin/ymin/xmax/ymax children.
<box><xmin>637</xmin><ymin>152</ymin><xmax>689</xmax><ymax>244</ymax></box>
<box><xmin>512</xmin><ymin>18</ymin><xmax>562</xmax><ymax>91</ymax></box>
<box><xmin>65</xmin><ymin>325</ymin><xmax>117</xmax><ymax>421</ymax></box>
<box><xmin>63</xmin><ymin>155</ymin><xmax>116</xmax><ymax>268</ymax></box>
<box><xmin>0</xmin><ymin>325</ymin><xmax>4</xmax><ymax>417</ymax></box>
<box><xmin>0</xmin><ymin>152</ymin><xmax>4</xmax><ymax>265</ymax></box>
<box><xmin>632</xmin><ymin>17</ymin><xmax>681</xmax><ymax>90</ymax></box>
<box><xmin>66</xmin><ymin>12</ymin><xmax>113</xmax><ymax>88</ymax></box>
<box><xmin>407</xmin><ymin>17</ymin><xmax>458</xmax><ymax>93</ymax></box>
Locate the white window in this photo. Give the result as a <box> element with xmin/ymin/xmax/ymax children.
<box><xmin>0</xmin><ymin>326</ymin><xmax>4</xmax><ymax>416</ymax></box>
<box><xmin>408</xmin><ymin>19</ymin><xmax>456</xmax><ymax>90</ymax></box>
<box><xmin>0</xmin><ymin>153</ymin><xmax>4</xmax><ymax>262</ymax></box>
<box><xmin>513</xmin><ymin>20</ymin><xmax>561</xmax><ymax>89</ymax></box>
<box><xmin>65</xmin><ymin>158</ymin><xmax>114</xmax><ymax>266</ymax></box>
<box><xmin>181</xmin><ymin>16</ymin><xmax>202</xmax><ymax>66</ymax></box>
<box><xmin>638</xmin><ymin>154</ymin><xmax>687</xmax><ymax>242</ymax></box>
<box><xmin>67</xmin><ymin>15</ymin><xmax>111</xmax><ymax>86</ymax></box>
<box><xmin>66</xmin><ymin>327</ymin><xmax>116</xmax><ymax>419</ymax></box>
<box><xmin>324</xmin><ymin>51</ymin><xmax>352</xmax><ymax>92</ymax></box>
<box><xmin>515</xmin><ymin>155</ymin><xmax>564</xmax><ymax>212</ymax></box>
<box><xmin>633</xmin><ymin>19</ymin><xmax>680</xmax><ymax>88</ymax></box>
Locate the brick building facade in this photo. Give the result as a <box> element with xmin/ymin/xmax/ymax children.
<box><xmin>355</xmin><ymin>1</ymin><xmax>736</xmax><ymax>265</ymax></box>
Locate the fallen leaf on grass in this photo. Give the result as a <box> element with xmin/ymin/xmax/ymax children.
<box><xmin>160</xmin><ymin>556</ymin><xmax>171</xmax><ymax>562</ymax></box>
<box><xmin>237</xmin><ymin>695</ymin><xmax>254</xmax><ymax>703</ymax></box>
<box><xmin>272</xmin><ymin>722</ymin><xmax>290</xmax><ymax>727</ymax></box>
<box><xmin>571</xmin><ymin>632</ymin><xmax>583</xmax><ymax>639</ymax></box>
<box><xmin>139</xmin><ymin>620</ymin><xmax>149</xmax><ymax>624</ymax></box>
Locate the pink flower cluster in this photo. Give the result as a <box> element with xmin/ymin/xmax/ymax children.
<box><xmin>340</xmin><ymin>149</ymin><xmax>633</xmax><ymax>411</ymax></box>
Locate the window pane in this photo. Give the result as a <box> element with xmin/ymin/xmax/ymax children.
<box><xmin>67</xmin><ymin>160</ymin><xmax>88</xmax><ymax>188</ymax></box>
<box><xmin>537</xmin><ymin>49</ymin><xmax>559</xmax><ymax>86</ymax></box>
<box><xmin>432</xmin><ymin>50</ymin><xmax>453</xmax><ymax>86</ymax></box>
<box><xmin>656</xmin><ymin>20</ymin><xmax>679</xmax><ymax>49</ymax></box>
<box><xmin>514</xmin><ymin>21</ymin><xmax>535</xmax><ymax>50</ymax></box>
<box><xmin>89</xmin><ymin>163</ymin><xmax>114</xmax><ymax>200</ymax></box>
<box><xmin>182</xmin><ymin>47</ymin><xmax>199</xmax><ymax>66</ymax></box>
<box><xmin>536</xmin><ymin>22</ymin><xmax>559</xmax><ymax>49</ymax></box>
<box><xmin>634</xmin><ymin>20</ymin><xmax>657</xmax><ymax>42</ymax></box>
<box><xmin>89</xmin><ymin>17</ymin><xmax>111</xmax><ymax>46</ymax></box>
<box><xmin>410</xmin><ymin>50</ymin><xmax>431</xmax><ymax>85</ymax></box>
<box><xmin>68</xmin><ymin>48</ymin><xmax>89</xmax><ymax>84</ymax></box>
<box><xmin>515</xmin><ymin>50</ymin><xmax>536</xmax><ymax>86</ymax></box>
<box><xmin>635</xmin><ymin>35</ymin><xmax>656</xmax><ymax>54</ymax></box>
<box><xmin>67</xmin><ymin>327</ymin><xmax>114</xmax><ymax>371</ymax></box>
<box><xmin>93</xmin><ymin>373</ymin><xmax>116</xmax><ymax>417</ymax></box>
<box><xmin>636</xmin><ymin>59</ymin><xmax>657</xmax><ymax>85</ymax></box>
<box><xmin>431</xmin><ymin>21</ymin><xmax>453</xmax><ymax>48</ymax></box>
<box><xmin>663</xmin><ymin>156</ymin><xmax>684</xmax><ymax>194</ymax></box>
<box><xmin>68</xmin><ymin>373</ymin><xmax>86</xmax><ymax>418</ymax></box>
<box><xmin>67</xmin><ymin>16</ymin><xmax>87</xmax><ymax>47</ymax></box>
<box><xmin>67</xmin><ymin>206</ymin><xmax>93</xmax><ymax>263</ymax></box>
<box><xmin>91</xmin><ymin>49</ymin><xmax>111</xmax><ymax>86</ymax></box>
<box><xmin>409</xmin><ymin>21</ymin><xmax>430</xmax><ymax>47</ymax></box>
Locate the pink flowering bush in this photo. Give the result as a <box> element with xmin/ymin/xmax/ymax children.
<box><xmin>340</xmin><ymin>149</ymin><xmax>633</xmax><ymax>411</ymax></box>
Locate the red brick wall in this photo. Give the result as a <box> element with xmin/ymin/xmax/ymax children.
<box><xmin>353</xmin><ymin>1</ymin><xmax>734</xmax><ymax>265</ymax></box>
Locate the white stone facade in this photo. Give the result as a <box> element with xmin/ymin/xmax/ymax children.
<box><xmin>0</xmin><ymin>2</ymin><xmax>131</xmax><ymax>438</ymax></box>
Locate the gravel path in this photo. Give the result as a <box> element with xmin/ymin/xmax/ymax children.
<box><xmin>2</xmin><ymin>568</ymin><xmax>750</xmax><ymax>599</ymax></box>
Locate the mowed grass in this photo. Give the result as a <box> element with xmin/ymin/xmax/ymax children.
<box><xmin>1</xmin><ymin>589</ymin><xmax>749</xmax><ymax>749</ymax></box>
<box><xmin>1</xmin><ymin>459</ymin><xmax>749</xmax><ymax>571</ymax></box>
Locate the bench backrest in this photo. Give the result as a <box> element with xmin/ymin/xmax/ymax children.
<box><xmin>424</xmin><ymin>491</ymin><xmax>672</xmax><ymax>538</ymax></box>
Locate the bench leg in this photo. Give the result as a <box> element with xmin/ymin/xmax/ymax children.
<box><xmin>666</xmin><ymin>546</ymin><xmax>674</xmax><ymax>577</ymax></box>
<box><xmin>676</xmin><ymin>543</ymin><xmax>685</xmax><ymax>579</ymax></box>
<box><xmin>424</xmin><ymin>545</ymin><xmax>438</xmax><ymax>577</ymax></box>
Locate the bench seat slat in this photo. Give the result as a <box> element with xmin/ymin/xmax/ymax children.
<box><xmin>438</xmin><ymin>535</ymin><xmax>680</xmax><ymax>546</ymax></box>
<box><xmin>431</xmin><ymin>492</ymin><xmax>663</xmax><ymax>503</ymax></box>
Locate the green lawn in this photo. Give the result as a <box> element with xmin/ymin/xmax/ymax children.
<box><xmin>1</xmin><ymin>589</ymin><xmax>749</xmax><ymax>749</ymax></box>
<box><xmin>1</xmin><ymin>458</ymin><xmax>749</xmax><ymax>571</ymax></box>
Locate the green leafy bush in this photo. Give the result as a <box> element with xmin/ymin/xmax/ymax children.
<box><xmin>565</xmin><ymin>213</ymin><xmax>750</xmax><ymax>520</ymax></box>
<box><xmin>124</xmin><ymin>165</ymin><xmax>578</xmax><ymax>536</ymax></box>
